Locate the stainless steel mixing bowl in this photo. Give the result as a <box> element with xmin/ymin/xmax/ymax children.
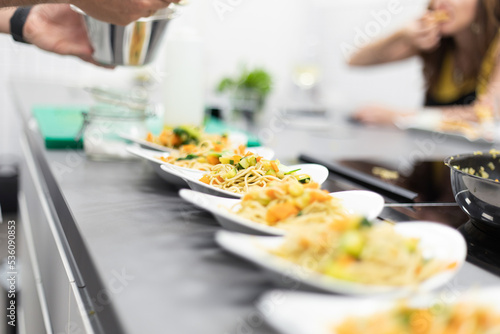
<box><xmin>72</xmin><ymin>6</ymin><xmax>178</xmax><ymax>66</ymax></box>
<box><xmin>445</xmin><ymin>151</ymin><xmax>500</xmax><ymax>229</ymax></box>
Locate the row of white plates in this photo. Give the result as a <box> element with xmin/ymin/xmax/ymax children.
<box><xmin>126</xmin><ymin>143</ymin><xmax>473</xmax><ymax>334</ymax></box>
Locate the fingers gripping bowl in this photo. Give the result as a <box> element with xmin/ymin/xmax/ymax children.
<box><xmin>72</xmin><ymin>6</ymin><xmax>178</xmax><ymax>66</ymax></box>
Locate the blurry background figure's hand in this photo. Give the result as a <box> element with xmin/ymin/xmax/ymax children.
<box><xmin>403</xmin><ymin>11</ymin><xmax>442</xmax><ymax>53</ymax></box>
<box><xmin>23</xmin><ymin>4</ymin><xmax>103</xmax><ymax>66</ymax></box>
<box><xmin>351</xmin><ymin>105</ymin><xmax>407</xmax><ymax>126</ymax></box>
<box><xmin>71</xmin><ymin>0</ymin><xmax>181</xmax><ymax>26</ymax></box>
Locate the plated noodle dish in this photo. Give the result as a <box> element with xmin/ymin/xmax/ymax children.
<box><xmin>233</xmin><ymin>181</ymin><xmax>350</xmax><ymax>230</ymax></box>
<box><xmin>147</xmin><ymin>125</ymin><xmax>257</xmax><ymax>171</ymax></box>
<box><xmin>271</xmin><ymin>217</ymin><xmax>457</xmax><ymax>286</ymax></box>
<box><xmin>146</xmin><ymin>125</ymin><xmax>226</xmax><ymax>149</ymax></box>
<box><xmin>334</xmin><ymin>300</ymin><xmax>500</xmax><ymax>334</ymax></box>
<box><xmin>157</xmin><ymin>142</ymin><xmax>248</xmax><ymax>171</ymax></box>
<box><xmin>198</xmin><ymin>154</ymin><xmax>312</xmax><ymax>194</ymax></box>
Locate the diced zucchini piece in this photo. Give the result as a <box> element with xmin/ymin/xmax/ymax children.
<box><xmin>176</xmin><ymin>154</ymin><xmax>198</xmax><ymax>161</ymax></box>
<box><xmin>324</xmin><ymin>263</ymin><xmax>354</xmax><ymax>281</ymax></box>
<box><xmin>297</xmin><ymin>175</ymin><xmax>311</xmax><ymax>184</ymax></box>
<box><xmin>209</xmin><ymin>152</ymin><xmax>222</xmax><ymax>158</ymax></box>
<box><xmin>294</xmin><ymin>192</ymin><xmax>311</xmax><ymax>209</ymax></box>
<box><xmin>277</xmin><ymin>171</ymin><xmax>285</xmax><ymax>179</ymax></box>
<box><xmin>238</xmin><ymin>157</ymin><xmax>251</xmax><ymax>169</ymax></box>
<box><xmin>219</xmin><ymin>156</ymin><xmax>232</xmax><ymax>164</ymax></box>
<box><xmin>247</xmin><ymin>156</ymin><xmax>257</xmax><ymax>166</ymax></box>
<box><xmin>359</xmin><ymin>217</ymin><xmax>373</xmax><ymax>228</ymax></box>
<box><xmin>225</xmin><ymin>168</ymin><xmax>237</xmax><ymax>179</ymax></box>
<box><xmin>340</xmin><ymin>231</ymin><xmax>365</xmax><ymax>258</ymax></box>
<box><xmin>405</xmin><ymin>238</ymin><xmax>419</xmax><ymax>253</ymax></box>
<box><xmin>266</xmin><ymin>169</ymin><xmax>277</xmax><ymax>177</ymax></box>
<box><xmin>288</xmin><ymin>183</ymin><xmax>304</xmax><ymax>197</ymax></box>
<box><xmin>257</xmin><ymin>193</ymin><xmax>271</xmax><ymax>206</ymax></box>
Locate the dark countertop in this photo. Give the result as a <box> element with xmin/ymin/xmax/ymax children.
<box><xmin>12</xmin><ymin>79</ymin><xmax>500</xmax><ymax>334</ymax></box>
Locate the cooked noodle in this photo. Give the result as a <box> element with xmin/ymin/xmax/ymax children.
<box><xmin>272</xmin><ymin>219</ymin><xmax>455</xmax><ymax>286</ymax></box>
<box><xmin>199</xmin><ymin>156</ymin><xmax>311</xmax><ymax>194</ymax></box>
<box><xmin>157</xmin><ymin>140</ymin><xmax>236</xmax><ymax>171</ymax></box>
<box><xmin>234</xmin><ymin>181</ymin><xmax>349</xmax><ymax>230</ymax></box>
<box><xmin>335</xmin><ymin>301</ymin><xmax>500</xmax><ymax>334</ymax></box>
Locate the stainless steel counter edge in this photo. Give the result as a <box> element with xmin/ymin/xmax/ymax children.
<box><xmin>21</xmin><ymin>121</ymin><xmax>124</xmax><ymax>333</ymax></box>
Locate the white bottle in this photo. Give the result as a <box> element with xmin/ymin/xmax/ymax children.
<box><xmin>162</xmin><ymin>26</ymin><xmax>205</xmax><ymax>127</ymax></box>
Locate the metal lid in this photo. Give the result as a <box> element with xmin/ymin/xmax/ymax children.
<box><xmin>86</xmin><ymin>86</ymin><xmax>151</xmax><ymax>112</ymax></box>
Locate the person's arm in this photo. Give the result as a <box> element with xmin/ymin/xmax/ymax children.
<box><xmin>0</xmin><ymin>7</ymin><xmax>16</xmax><ymax>33</ymax></box>
<box><xmin>352</xmin><ymin>57</ymin><xmax>500</xmax><ymax>126</ymax></box>
<box><xmin>349</xmin><ymin>13</ymin><xmax>441</xmax><ymax>66</ymax></box>
<box><xmin>1</xmin><ymin>0</ymin><xmax>180</xmax><ymax>26</ymax></box>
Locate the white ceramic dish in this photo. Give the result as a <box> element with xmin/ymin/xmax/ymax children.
<box><xmin>179</xmin><ymin>189</ymin><xmax>384</xmax><ymax>235</ymax></box>
<box><xmin>395</xmin><ymin>110</ymin><xmax>495</xmax><ymax>144</ymax></box>
<box><xmin>161</xmin><ymin>163</ymin><xmax>329</xmax><ymax>198</ymax></box>
<box><xmin>215</xmin><ymin>222</ymin><xmax>466</xmax><ymax>296</ymax></box>
<box><xmin>120</xmin><ymin>131</ymin><xmax>249</xmax><ymax>152</ymax></box>
<box><xmin>257</xmin><ymin>287</ymin><xmax>500</xmax><ymax>334</ymax></box>
<box><xmin>126</xmin><ymin>146</ymin><xmax>275</xmax><ymax>186</ymax></box>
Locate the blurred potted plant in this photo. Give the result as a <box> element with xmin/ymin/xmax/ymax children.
<box><xmin>217</xmin><ymin>66</ymin><xmax>272</xmax><ymax>125</ymax></box>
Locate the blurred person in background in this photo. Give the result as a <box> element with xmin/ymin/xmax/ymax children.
<box><xmin>0</xmin><ymin>0</ymin><xmax>179</xmax><ymax>64</ymax></box>
<box><xmin>350</xmin><ymin>0</ymin><xmax>500</xmax><ymax>127</ymax></box>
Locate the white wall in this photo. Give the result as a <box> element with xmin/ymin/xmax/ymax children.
<box><xmin>0</xmin><ymin>0</ymin><xmax>428</xmax><ymax>156</ymax></box>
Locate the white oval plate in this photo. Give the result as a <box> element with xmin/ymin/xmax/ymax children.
<box><xmin>120</xmin><ymin>131</ymin><xmax>249</xmax><ymax>153</ymax></box>
<box><xmin>126</xmin><ymin>145</ymin><xmax>275</xmax><ymax>186</ymax></box>
<box><xmin>161</xmin><ymin>163</ymin><xmax>329</xmax><ymax>198</ymax></box>
<box><xmin>215</xmin><ymin>222</ymin><xmax>466</xmax><ymax>297</ymax></box>
<box><xmin>179</xmin><ymin>189</ymin><xmax>384</xmax><ymax>235</ymax></box>
<box><xmin>257</xmin><ymin>287</ymin><xmax>500</xmax><ymax>334</ymax></box>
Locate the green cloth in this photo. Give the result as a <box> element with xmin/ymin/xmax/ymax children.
<box><xmin>32</xmin><ymin>105</ymin><xmax>86</xmax><ymax>149</ymax></box>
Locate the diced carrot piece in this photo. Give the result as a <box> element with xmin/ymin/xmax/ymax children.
<box><xmin>310</xmin><ymin>190</ymin><xmax>331</xmax><ymax>203</ymax></box>
<box><xmin>238</xmin><ymin>144</ymin><xmax>246</xmax><ymax>155</ymax></box>
<box><xmin>242</xmin><ymin>194</ymin><xmax>254</xmax><ymax>201</ymax></box>
<box><xmin>299</xmin><ymin>238</ymin><xmax>310</xmax><ymax>248</ymax></box>
<box><xmin>213</xmin><ymin>143</ymin><xmax>223</xmax><ymax>152</ymax></box>
<box><xmin>181</xmin><ymin>144</ymin><xmax>197</xmax><ymax>153</ymax></box>
<box><xmin>232</xmin><ymin>155</ymin><xmax>241</xmax><ymax>164</ymax></box>
<box><xmin>337</xmin><ymin>255</ymin><xmax>355</xmax><ymax>267</ymax></box>
<box><xmin>199</xmin><ymin>174</ymin><xmax>211</xmax><ymax>184</ymax></box>
<box><xmin>216</xmin><ymin>175</ymin><xmax>224</xmax><ymax>183</ymax></box>
<box><xmin>171</xmin><ymin>135</ymin><xmax>182</xmax><ymax>147</ymax></box>
<box><xmin>270</xmin><ymin>161</ymin><xmax>279</xmax><ymax>172</ymax></box>
<box><xmin>265</xmin><ymin>203</ymin><xmax>299</xmax><ymax>225</ymax></box>
<box><xmin>446</xmin><ymin>261</ymin><xmax>458</xmax><ymax>270</ymax></box>
<box><xmin>303</xmin><ymin>182</ymin><xmax>319</xmax><ymax>189</ymax></box>
<box><xmin>256</xmin><ymin>156</ymin><xmax>262</xmax><ymax>162</ymax></box>
<box><xmin>266</xmin><ymin>188</ymin><xmax>279</xmax><ymax>199</ymax></box>
<box><xmin>207</xmin><ymin>155</ymin><xmax>220</xmax><ymax>165</ymax></box>
<box><xmin>245</xmin><ymin>151</ymin><xmax>254</xmax><ymax>157</ymax></box>
<box><xmin>146</xmin><ymin>132</ymin><xmax>154</xmax><ymax>142</ymax></box>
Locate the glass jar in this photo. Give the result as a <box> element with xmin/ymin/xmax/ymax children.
<box><xmin>82</xmin><ymin>104</ymin><xmax>148</xmax><ymax>161</ymax></box>
<box><xmin>80</xmin><ymin>86</ymin><xmax>155</xmax><ymax>161</ymax></box>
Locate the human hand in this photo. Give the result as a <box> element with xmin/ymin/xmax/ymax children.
<box><xmin>70</xmin><ymin>0</ymin><xmax>181</xmax><ymax>26</ymax></box>
<box><xmin>351</xmin><ymin>105</ymin><xmax>410</xmax><ymax>126</ymax></box>
<box><xmin>403</xmin><ymin>12</ymin><xmax>441</xmax><ymax>52</ymax></box>
<box><xmin>23</xmin><ymin>4</ymin><xmax>105</xmax><ymax>66</ymax></box>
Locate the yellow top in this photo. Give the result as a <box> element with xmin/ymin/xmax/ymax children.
<box><xmin>429</xmin><ymin>32</ymin><xmax>500</xmax><ymax>104</ymax></box>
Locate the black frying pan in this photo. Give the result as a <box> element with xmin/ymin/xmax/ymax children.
<box><xmin>445</xmin><ymin>152</ymin><xmax>500</xmax><ymax>229</ymax></box>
